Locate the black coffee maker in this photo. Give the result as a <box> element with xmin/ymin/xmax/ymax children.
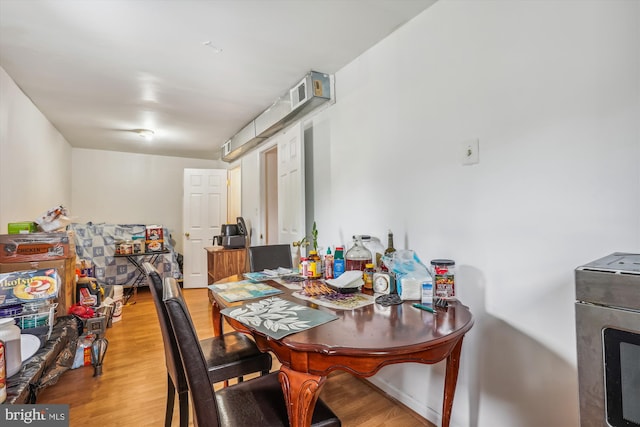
<box><xmin>213</xmin><ymin>217</ymin><xmax>247</xmax><ymax>249</ymax></box>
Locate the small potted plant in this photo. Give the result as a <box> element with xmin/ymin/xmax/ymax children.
<box><xmin>311</xmin><ymin>221</ymin><xmax>318</xmax><ymax>253</ymax></box>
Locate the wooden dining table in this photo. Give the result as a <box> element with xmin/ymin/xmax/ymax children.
<box><xmin>208</xmin><ymin>275</ymin><xmax>474</xmax><ymax>427</ymax></box>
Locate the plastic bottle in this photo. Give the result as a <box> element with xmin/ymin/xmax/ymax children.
<box><xmin>0</xmin><ymin>340</ymin><xmax>6</xmax><ymax>403</ymax></box>
<box><xmin>333</xmin><ymin>247</ymin><xmax>345</xmax><ymax>278</ymax></box>
<box><xmin>0</xmin><ymin>318</ymin><xmax>21</xmax><ymax>378</ymax></box>
<box><xmin>112</xmin><ymin>285</ymin><xmax>124</xmax><ymax>323</ymax></box>
<box><xmin>345</xmin><ymin>236</ymin><xmax>372</xmax><ymax>271</ymax></box>
<box><xmin>324</xmin><ymin>248</ymin><xmax>334</xmax><ymax>279</ymax></box>
<box><xmin>76</xmin><ymin>277</ymin><xmax>102</xmax><ymax>307</ymax></box>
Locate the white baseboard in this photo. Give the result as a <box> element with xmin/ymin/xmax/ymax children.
<box><xmin>366</xmin><ymin>376</ymin><xmax>443</xmax><ymax>427</ymax></box>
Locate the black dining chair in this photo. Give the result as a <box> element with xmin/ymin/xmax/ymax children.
<box><xmin>248</xmin><ymin>244</ymin><xmax>293</xmax><ymax>272</ymax></box>
<box><xmin>163</xmin><ymin>276</ymin><xmax>341</xmax><ymax>427</ymax></box>
<box><xmin>142</xmin><ymin>263</ymin><xmax>272</xmax><ymax>427</ymax></box>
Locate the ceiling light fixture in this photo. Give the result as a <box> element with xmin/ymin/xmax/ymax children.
<box><xmin>133</xmin><ymin>129</ymin><xmax>155</xmax><ymax>140</ymax></box>
<box><xmin>202</xmin><ymin>40</ymin><xmax>223</xmax><ymax>53</ymax></box>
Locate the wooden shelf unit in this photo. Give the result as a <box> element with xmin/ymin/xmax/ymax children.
<box><xmin>205</xmin><ymin>247</ymin><xmax>247</xmax><ymax>284</ymax></box>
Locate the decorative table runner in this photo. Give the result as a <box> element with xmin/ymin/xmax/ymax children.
<box><xmin>208</xmin><ymin>280</ymin><xmax>282</xmax><ymax>303</ymax></box>
<box><xmin>292</xmin><ymin>291</ymin><xmax>375</xmax><ymax>310</ymax></box>
<box><xmin>220</xmin><ymin>297</ymin><xmax>338</xmax><ymax>339</ymax></box>
<box><xmin>290</xmin><ymin>281</ymin><xmax>375</xmax><ymax>310</ymax></box>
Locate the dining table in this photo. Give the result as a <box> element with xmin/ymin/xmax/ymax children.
<box><xmin>208</xmin><ymin>274</ymin><xmax>474</xmax><ymax>427</ymax></box>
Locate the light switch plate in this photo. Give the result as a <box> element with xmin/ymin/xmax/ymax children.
<box><xmin>461</xmin><ymin>138</ymin><xmax>479</xmax><ymax>165</ymax></box>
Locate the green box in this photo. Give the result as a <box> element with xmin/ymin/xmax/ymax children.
<box><xmin>7</xmin><ymin>222</ymin><xmax>38</xmax><ymax>234</ymax></box>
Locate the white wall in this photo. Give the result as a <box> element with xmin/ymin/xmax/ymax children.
<box><xmin>71</xmin><ymin>148</ymin><xmax>222</xmax><ymax>253</ymax></box>
<box><xmin>302</xmin><ymin>1</ymin><xmax>639</xmax><ymax>426</ymax></box>
<box><xmin>0</xmin><ymin>66</ymin><xmax>72</xmax><ymax>232</ymax></box>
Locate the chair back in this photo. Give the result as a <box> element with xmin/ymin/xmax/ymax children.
<box><xmin>164</xmin><ymin>277</ymin><xmax>220</xmax><ymax>427</ymax></box>
<box><xmin>248</xmin><ymin>244</ymin><xmax>293</xmax><ymax>272</ymax></box>
<box><xmin>143</xmin><ymin>263</ymin><xmax>187</xmax><ymax>393</ymax></box>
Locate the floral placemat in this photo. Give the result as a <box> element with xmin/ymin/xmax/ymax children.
<box><xmin>208</xmin><ymin>280</ymin><xmax>282</xmax><ymax>303</ymax></box>
<box><xmin>220</xmin><ymin>296</ymin><xmax>338</xmax><ymax>339</ymax></box>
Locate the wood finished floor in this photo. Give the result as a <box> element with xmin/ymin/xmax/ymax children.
<box><xmin>37</xmin><ymin>287</ymin><xmax>435</xmax><ymax>427</ymax></box>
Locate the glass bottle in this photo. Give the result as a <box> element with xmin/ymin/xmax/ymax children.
<box><xmin>345</xmin><ymin>236</ymin><xmax>372</xmax><ymax>271</ymax></box>
<box><xmin>381</xmin><ymin>230</ymin><xmax>396</xmax><ymax>272</ymax></box>
<box><xmin>385</xmin><ymin>230</ymin><xmax>396</xmax><ymax>255</ymax></box>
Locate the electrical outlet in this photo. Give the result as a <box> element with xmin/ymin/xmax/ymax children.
<box><xmin>461</xmin><ymin>138</ymin><xmax>479</xmax><ymax>165</ymax></box>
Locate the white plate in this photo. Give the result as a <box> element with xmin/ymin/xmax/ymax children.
<box><xmin>21</xmin><ymin>334</ymin><xmax>41</xmax><ymax>362</ymax></box>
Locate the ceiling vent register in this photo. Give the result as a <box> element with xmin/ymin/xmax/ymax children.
<box><xmin>221</xmin><ymin>71</ymin><xmax>331</xmax><ymax>162</ymax></box>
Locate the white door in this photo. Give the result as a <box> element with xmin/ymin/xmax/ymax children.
<box><xmin>264</xmin><ymin>147</ymin><xmax>278</xmax><ymax>244</ymax></box>
<box><xmin>183</xmin><ymin>168</ymin><xmax>227</xmax><ymax>288</ymax></box>
<box><xmin>277</xmin><ymin>122</ymin><xmax>305</xmax><ymax>246</ymax></box>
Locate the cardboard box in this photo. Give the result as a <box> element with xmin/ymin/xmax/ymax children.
<box><xmin>0</xmin><ymin>256</ymin><xmax>76</xmax><ymax>317</ymax></box>
<box><xmin>0</xmin><ymin>232</ymin><xmax>70</xmax><ymax>262</ymax></box>
<box><xmin>67</xmin><ymin>230</ymin><xmax>76</xmax><ymax>255</ymax></box>
<box><xmin>145</xmin><ymin>225</ymin><xmax>164</xmax><ymax>252</ymax></box>
<box><xmin>0</xmin><ymin>268</ymin><xmax>60</xmax><ymax>307</ymax></box>
<box><xmin>7</xmin><ymin>222</ymin><xmax>38</xmax><ymax>234</ymax></box>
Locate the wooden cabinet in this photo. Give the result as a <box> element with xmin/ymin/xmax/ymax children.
<box><xmin>205</xmin><ymin>247</ymin><xmax>247</xmax><ymax>284</ymax></box>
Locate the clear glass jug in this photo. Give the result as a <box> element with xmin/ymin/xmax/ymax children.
<box><xmin>345</xmin><ymin>235</ymin><xmax>372</xmax><ymax>271</ymax></box>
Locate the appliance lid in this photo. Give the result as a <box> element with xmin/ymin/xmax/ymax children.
<box><xmin>575</xmin><ymin>252</ymin><xmax>640</xmax><ymax>310</ymax></box>
<box><xmin>576</xmin><ymin>252</ymin><xmax>640</xmax><ymax>275</ymax></box>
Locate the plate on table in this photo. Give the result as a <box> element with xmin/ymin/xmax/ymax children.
<box><xmin>21</xmin><ymin>334</ymin><xmax>42</xmax><ymax>362</ymax></box>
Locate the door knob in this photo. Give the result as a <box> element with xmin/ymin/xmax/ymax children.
<box><xmin>185</xmin><ymin>232</ymin><xmax>190</xmax><ymax>238</ymax></box>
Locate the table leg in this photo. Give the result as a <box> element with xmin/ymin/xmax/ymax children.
<box><xmin>442</xmin><ymin>336</ymin><xmax>465</xmax><ymax>427</ymax></box>
<box><xmin>210</xmin><ymin>300</ymin><xmax>223</xmax><ymax>337</ymax></box>
<box><xmin>278</xmin><ymin>366</ymin><xmax>326</xmax><ymax>427</ymax></box>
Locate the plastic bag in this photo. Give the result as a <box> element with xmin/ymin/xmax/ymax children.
<box><xmin>71</xmin><ymin>334</ymin><xmax>95</xmax><ymax>369</ymax></box>
<box><xmin>382</xmin><ymin>250</ymin><xmax>432</xmax><ymax>301</ymax></box>
<box><xmin>35</xmin><ymin>205</ymin><xmax>71</xmax><ymax>232</ymax></box>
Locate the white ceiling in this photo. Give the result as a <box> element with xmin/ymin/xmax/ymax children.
<box><xmin>0</xmin><ymin>0</ymin><xmax>435</xmax><ymax>160</ymax></box>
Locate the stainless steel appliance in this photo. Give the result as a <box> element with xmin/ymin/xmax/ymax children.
<box><xmin>213</xmin><ymin>217</ymin><xmax>247</xmax><ymax>249</ymax></box>
<box><xmin>575</xmin><ymin>252</ymin><xmax>640</xmax><ymax>427</ymax></box>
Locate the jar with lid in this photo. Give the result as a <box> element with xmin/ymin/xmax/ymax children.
<box><xmin>307</xmin><ymin>251</ymin><xmax>321</xmax><ymax>279</ymax></box>
<box><xmin>430</xmin><ymin>259</ymin><xmax>456</xmax><ymax>299</ymax></box>
<box><xmin>345</xmin><ymin>236</ymin><xmax>372</xmax><ymax>271</ymax></box>
<box><xmin>363</xmin><ymin>263</ymin><xmax>375</xmax><ymax>290</ymax></box>
<box><xmin>0</xmin><ymin>317</ymin><xmax>22</xmax><ymax>378</ymax></box>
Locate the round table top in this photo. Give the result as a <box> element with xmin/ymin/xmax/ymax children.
<box><xmin>212</xmin><ymin>275</ymin><xmax>474</xmax><ymax>358</ymax></box>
